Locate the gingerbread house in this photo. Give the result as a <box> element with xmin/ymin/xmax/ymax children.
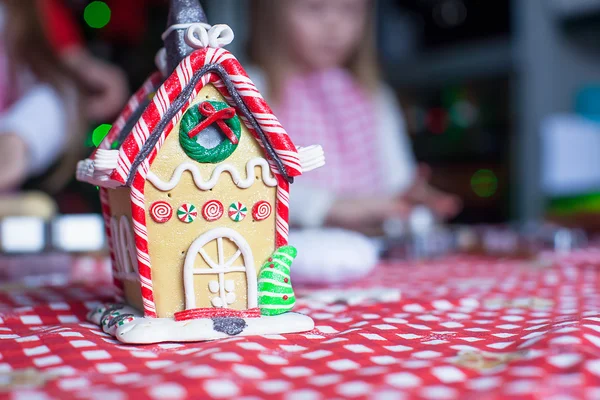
<box><xmin>77</xmin><ymin>0</ymin><xmax>324</xmax><ymax>343</ymax></box>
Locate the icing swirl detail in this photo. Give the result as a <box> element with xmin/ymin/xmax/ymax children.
<box><xmin>161</xmin><ymin>22</ymin><xmax>234</xmax><ymax>49</ymax></box>
<box><xmin>146</xmin><ymin>157</ymin><xmax>278</xmax><ymax>191</ymax></box>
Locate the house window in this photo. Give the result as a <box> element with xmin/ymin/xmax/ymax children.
<box><xmin>179</xmin><ymin>100</ymin><xmax>242</xmax><ymax>164</ymax></box>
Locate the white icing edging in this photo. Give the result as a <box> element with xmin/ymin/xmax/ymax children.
<box><xmin>162</xmin><ymin>22</ymin><xmax>234</xmax><ymax>49</ymax></box>
<box><xmin>76</xmin><ymin>159</ymin><xmax>94</xmax><ymax>181</ymax></box>
<box><xmin>87</xmin><ymin>303</ymin><xmax>314</xmax><ymax>344</ymax></box>
<box><xmin>147</xmin><ymin>157</ymin><xmax>277</xmax><ymax>191</ymax></box>
<box><xmin>119</xmin><ymin>312</ymin><xmax>313</xmax><ymax>344</ymax></box>
<box><xmin>76</xmin><ymin>159</ymin><xmax>121</xmax><ymax>189</ymax></box>
<box><xmin>94</xmin><ymin>149</ymin><xmax>119</xmax><ymax>170</ymax></box>
<box><xmin>184</xmin><ymin>227</ymin><xmax>257</xmax><ymax>309</ymax></box>
<box><xmin>298</xmin><ymin>145</ymin><xmax>326</xmax><ymax>173</ymax></box>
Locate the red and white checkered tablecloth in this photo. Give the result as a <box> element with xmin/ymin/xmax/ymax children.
<box><xmin>2</xmin><ymin>249</ymin><xmax>600</xmax><ymax>399</ymax></box>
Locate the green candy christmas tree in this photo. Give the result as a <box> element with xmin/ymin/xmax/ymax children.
<box><xmin>258</xmin><ymin>246</ymin><xmax>297</xmax><ymax>316</ymax></box>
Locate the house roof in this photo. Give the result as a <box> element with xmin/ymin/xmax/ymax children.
<box><xmin>77</xmin><ymin>47</ymin><xmax>302</xmax><ymax>188</ymax></box>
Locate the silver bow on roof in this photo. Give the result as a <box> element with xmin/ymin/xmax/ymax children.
<box><xmin>163</xmin><ymin>0</ymin><xmax>208</xmax><ymax>74</ymax></box>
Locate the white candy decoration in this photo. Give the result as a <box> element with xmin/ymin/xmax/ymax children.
<box><xmin>211</xmin><ymin>297</ymin><xmax>224</xmax><ymax>308</ymax></box>
<box><xmin>225</xmin><ymin>280</ymin><xmax>236</xmax><ymax>304</ymax></box>
<box><xmin>298</xmin><ymin>145</ymin><xmax>325</xmax><ymax>173</ymax></box>
<box><xmin>226</xmin><ymin>292</ymin><xmax>236</xmax><ymax>305</ymax></box>
<box><xmin>208</xmin><ymin>280</ymin><xmax>219</xmax><ymax>293</ymax></box>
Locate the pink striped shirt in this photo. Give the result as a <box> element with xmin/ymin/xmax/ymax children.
<box><xmin>276</xmin><ymin>68</ymin><xmax>384</xmax><ymax>195</ymax></box>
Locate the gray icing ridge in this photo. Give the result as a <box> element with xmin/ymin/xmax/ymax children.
<box><xmin>212</xmin><ymin>317</ymin><xmax>247</xmax><ymax>336</ymax></box>
<box><xmin>125</xmin><ymin>63</ymin><xmax>292</xmax><ymax>186</ymax></box>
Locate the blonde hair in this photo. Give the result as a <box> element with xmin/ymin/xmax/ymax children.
<box><xmin>248</xmin><ymin>0</ymin><xmax>379</xmax><ymax>101</ymax></box>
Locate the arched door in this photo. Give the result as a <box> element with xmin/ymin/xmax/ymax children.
<box><xmin>183</xmin><ymin>227</ymin><xmax>257</xmax><ymax>310</ymax></box>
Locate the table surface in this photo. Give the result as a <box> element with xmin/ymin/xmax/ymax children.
<box><xmin>1</xmin><ymin>250</ymin><xmax>600</xmax><ymax>399</ymax></box>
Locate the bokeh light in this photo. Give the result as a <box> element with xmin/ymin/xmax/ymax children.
<box><xmin>426</xmin><ymin>107</ymin><xmax>449</xmax><ymax>135</ymax></box>
<box><xmin>84</xmin><ymin>1</ymin><xmax>111</xmax><ymax>29</ymax></box>
<box><xmin>470</xmin><ymin>169</ymin><xmax>498</xmax><ymax>198</ymax></box>
<box><xmin>92</xmin><ymin>124</ymin><xmax>112</xmax><ymax>147</ymax></box>
<box><xmin>450</xmin><ymin>100</ymin><xmax>478</xmax><ymax>128</ymax></box>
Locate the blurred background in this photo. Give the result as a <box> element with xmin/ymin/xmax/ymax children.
<box><xmin>1</xmin><ymin>0</ymin><xmax>600</xmax><ymax>265</ymax></box>
<box><xmin>93</xmin><ymin>0</ymin><xmax>600</xmax><ymax>227</ymax></box>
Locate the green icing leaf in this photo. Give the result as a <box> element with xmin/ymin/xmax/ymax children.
<box><xmin>92</xmin><ymin>124</ymin><xmax>113</xmax><ymax>147</ymax></box>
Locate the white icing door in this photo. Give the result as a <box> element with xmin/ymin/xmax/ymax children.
<box><xmin>183</xmin><ymin>228</ymin><xmax>257</xmax><ymax>310</ymax></box>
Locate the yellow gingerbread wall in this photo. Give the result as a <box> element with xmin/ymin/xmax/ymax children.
<box><xmin>144</xmin><ymin>84</ymin><xmax>277</xmax><ymax>318</ymax></box>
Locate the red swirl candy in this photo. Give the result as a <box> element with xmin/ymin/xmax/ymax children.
<box><xmin>202</xmin><ymin>200</ymin><xmax>224</xmax><ymax>222</ymax></box>
<box><xmin>149</xmin><ymin>201</ymin><xmax>173</xmax><ymax>223</ymax></box>
<box><xmin>252</xmin><ymin>200</ymin><xmax>272</xmax><ymax>221</ymax></box>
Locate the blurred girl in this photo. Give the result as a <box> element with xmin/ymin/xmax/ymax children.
<box><xmin>248</xmin><ymin>0</ymin><xmax>461</xmax><ymax>283</ymax></box>
<box><xmin>249</xmin><ymin>0</ymin><xmax>460</xmax><ymax>236</ymax></box>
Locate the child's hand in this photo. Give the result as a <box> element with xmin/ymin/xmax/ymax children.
<box><xmin>63</xmin><ymin>49</ymin><xmax>129</xmax><ymax>121</ymax></box>
<box><xmin>402</xmin><ymin>164</ymin><xmax>462</xmax><ymax>219</ymax></box>
<box><xmin>0</xmin><ymin>134</ymin><xmax>28</xmax><ymax>191</ymax></box>
<box><xmin>326</xmin><ymin>196</ymin><xmax>412</xmax><ymax>236</ymax></box>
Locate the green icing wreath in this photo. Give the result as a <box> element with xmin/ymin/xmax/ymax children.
<box><xmin>179</xmin><ymin>100</ymin><xmax>241</xmax><ymax>164</ymax></box>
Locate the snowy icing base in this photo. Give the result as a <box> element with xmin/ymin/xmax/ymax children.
<box><xmin>88</xmin><ymin>303</ymin><xmax>314</xmax><ymax>344</ymax></box>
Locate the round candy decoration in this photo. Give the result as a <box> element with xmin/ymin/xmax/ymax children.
<box><xmin>228</xmin><ymin>202</ymin><xmax>247</xmax><ymax>222</ymax></box>
<box><xmin>149</xmin><ymin>201</ymin><xmax>173</xmax><ymax>223</ymax></box>
<box><xmin>252</xmin><ymin>200</ymin><xmax>272</xmax><ymax>221</ymax></box>
<box><xmin>177</xmin><ymin>203</ymin><xmax>198</xmax><ymax>223</ymax></box>
<box><xmin>202</xmin><ymin>200</ymin><xmax>224</xmax><ymax>222</ymax></box>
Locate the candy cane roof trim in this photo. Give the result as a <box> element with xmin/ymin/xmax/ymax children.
<box><xmin>76</xmin><ymin>48</ymin><xmax>301</xmax><ymax>189</ymax></box>
<box><xmin>76</xmin><ymin>73</ymin><xmax>163</xmax><ymax>188</ymax></box>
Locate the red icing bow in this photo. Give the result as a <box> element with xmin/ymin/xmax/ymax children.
<box><xmin>187</xmin><ymin>102</ymin><xmax>239</xmax><ymax>145</ymax></box>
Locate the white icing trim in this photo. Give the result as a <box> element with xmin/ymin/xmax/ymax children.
<box><xmin>94</xmin><ymin>149</ymin><xmax>120</xmax><ymax>171</ymax></box>
<box><xmin>257</xmin><ymin>278</ymin><xmax>292</xmax><ymax>288</ymax></box>
<box><xmin>76</xmin><ymin>159</ymin><xmax>122</xmax><ymax>189</ymax></box>
<box><xmin>89</xmin><ymin>303</ymin><xmax>314</xmax><ymax>344</ymax></box>
<box><xmin>254</xmin><ymin>302</ymin><xmax>296</xmax><ymax>310</ymax></box>
<box><xmin>162</xmin><ymin>22</ymin><xmax>234</xmax><ymax>49</ymax></box>
<box><xmin>192</xmin><ymin>266</ymin><xmax>246</xmax><ymax>274</ymax></box>
<box><xmin>146</xmin><ymin>157</ymin><xmax>278</xmax><ymax>191</ymax></box>
<box><xmin>298</xmin><ymin>145</ymin><xmax>326</xmax><ymax>173</ymax></box>
<box><xmin>184</xmin><ymin>227</ymin><xmax>257</xmax><ymax>310</ymax></box>
<box><xmin>162</xmin><ymin>22</ymin><xmax>210</xmax><ymax>40</ymax></box>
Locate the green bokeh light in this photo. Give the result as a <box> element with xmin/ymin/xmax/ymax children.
<box><xmin>471</xmin><ymin>169</ymin><xmax>498</xmax><ymax>198</ymax></box>
<box><xmin>92</xmin><ymin>124</ymin><xmax>112</xmax><ymax>147</ymax></box>
<box><xmin>84</xmin><ymin>1</ymin><xmax>111</xmax><ymax>29</ymax></box>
